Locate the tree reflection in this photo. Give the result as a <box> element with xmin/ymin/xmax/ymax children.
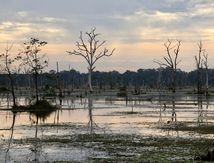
<box><xmin>204</xmin><ymin>96</ymin><xmax>209</xmax><ymax>125</ymax></box>
<box><xmin>197</xmin><ymin>95</ymin><xmax>203</xmax><ymax>126</ymax></box>
<box><xmin>86</xmin><ymin>93</ymin><xmax>108</xmax><ymax>135</ymax></box>
<box><xmin>197</xmin><ymin>95</ymin><xmax>208</xmax><ymax>126</ymax></box>
<box><xmin>27</xmin><ymin>107</ymin><xmax>55</xmax><ymax>162</ymax></box>
<box><xmin>166</xmin><ymin>93</ymin><xmax>178</xmax><ymax>137</ymax></box>
<box><xmin>158</xmin><ymin>93</ymin><xmax>163</xmax><ymax>125</ymax></box>
<box><xmin>5</xmin><ymin>111</ymin><xmax>17</xmax><ymax>162</ymax></box>
<box><xmin>28</xmin><ymin>115</ymin><xmax>41</xmax><ymax>162</ymax></box>
<box><xmin>171</xmin><ymin>95</ymin><xmax>177</xmax><ymax>122</ymax></box>
<box><xmin>88</xmin><ymin>92</ymin><xmax>94</xmax><ymax>134</ymax></box>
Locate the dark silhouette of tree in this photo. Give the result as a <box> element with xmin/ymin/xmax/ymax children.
<box><xmin>1</xmin><ymin>67</ymin><xmax>214</xmax><ymax>92</ymax></box>
<box><xmin>155</xmin><ymin>39</ymin><xmax>181</xmax><ymax>93</ymax></box>
<box><xmin>0</xmin><ymin>43</ymin><xmax>21</xmax><ymax>107</ymax></box>
<box><xmin>67</xmin><ymin>28</ymin><xmax>115</xmax><ymax>92</ymax></box>
<box><xmin>20</xmin><ymin>38</ymin><xmax>48</xmax><ymax>102</ymax></box>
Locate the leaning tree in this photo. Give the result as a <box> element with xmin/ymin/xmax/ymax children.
<box><xmin>0</xmin><ymin>43</ymin><xmax>22</xmax><ymax>107</ymax></box>
<box><xmin>67</xmin><ymin>28</ymin><xmax>115</xmax><ymax>92</ymax></box>
<box><xmin>155</xmin><ymin>39</ymin><xmax>181</xmax><ymax>93</ymax></box>
<box><xmin>20</xmin><ymin>38</ymin><xmax>48</xmax><ymax>103</ymax></box>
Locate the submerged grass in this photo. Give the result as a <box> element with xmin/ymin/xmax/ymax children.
<box><xmin>12</xmin><ymin>133</ymin><xmax>214</xmax><ymax>162</ymax></box>
<box><xmin>178</xmin><ymin>125</ymin><xmax>214</xmax><ymax>134</ymax></box>
<box><xmin>160</xmin><ymin>122</ymin><xmax>214</xmax><ymax>134</ymax></box>
<box><xmin>113</xmin><ymin>111</ymin><xmax>140</xmax><ymax>115</ymax></box>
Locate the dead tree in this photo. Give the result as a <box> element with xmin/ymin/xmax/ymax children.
<box><xmin>21</xmin><ymin>38</ymin><xmax>48</xmax><ymax>103</ymax></box>
<box><xmin>67</xmin><ymin>28</ymin><xmax>115</xmax><ymax>92</ymax></box>
<box><xmin>155</xmin><ymin>39</ymin><xmax>181</xmax><ymax>93</ymax></box>
<box><xmin>0</xmin><ymin>43</ymin><xmax>22</xmax><ymax>107</ymax></box>
<box><xmin>195</xmin><ymin>41</ymin><xmax>204</xmax><ymax>94</ymax></box>
<box><xmin>203</xmin><ymin>52</ymin><xmax>209</xmax><ymax>96</ymax></box>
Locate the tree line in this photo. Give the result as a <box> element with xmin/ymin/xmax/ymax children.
<box><xmin>0</xmin><ymin>68</ymin><xmax>213</xmax><ymax>92</ymax></box>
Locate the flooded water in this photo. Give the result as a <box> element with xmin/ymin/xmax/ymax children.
<box><xmin>0</xmin><ymin>93</ymin><xmax>214</xmax><ymax>162</ymax></box>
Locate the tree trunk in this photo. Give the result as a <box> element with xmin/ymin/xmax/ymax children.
<box><xmin>197</xmin><ymin>68</ymin><xmax>202</xmax><ymax>94</ymax></box>
<box><xmin>34</xmin><ymin>72</ymin><xmax>39</xmax><ymax>103</ymax></box>
<box><xmin>88</xmin><ymin>68</ymin><xmax>93</xmax><ymax>92</ymax></box>
<box><xmin>172</xmin><ymin>69</ymin><xmax>176</xmax><ymax>93</ymax></box>
<box><xmin>8</xmin><ymin>73</ymin><xmax>16</xmax><ymax>107</ymax></box>
<box><xmin>205</xmin><ymin>70</ymin><xmax>209</xmax><ymax>96</ymax></box>
<box><xmin>11</xmin><ymin>81</ymin><xmax>16</xmax><ymax>107</ymax></box>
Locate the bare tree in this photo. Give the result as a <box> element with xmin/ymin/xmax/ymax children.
<box><xmin>67</xmin><ymin>28</ymin><xmax>115</xmax><ymax>92</ymax></box>
<box><xmin>155</xmin><ymin>39</ymin><xmax>181</xmax><ymax>93</ymax></box>
<box><xmin>203</xmin><ymin>51</ymin><xmax>209</xmax><ymax>96</ymax></box>
<box><xmin>0</xmin><ymin>43</ymin><xmax>21</xmax><ymax>107</ymax></box>
<box><xmin>20</xmin><ymin>38</ymin><xmax>48</xmax><ymax>102</ymax></box>
<box><xmin>195</xmin><ymin>41</ymin><xmax>204</xmax><ymax>94</ymax></box>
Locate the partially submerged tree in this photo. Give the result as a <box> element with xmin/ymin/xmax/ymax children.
<box><xmin>155</xmin><ymin>39</ymin><xmax>181</xmax><ymax>93</ymax></box>
<box><xmin>154</xmin><ymin>40</ymin><xmax>181</xmax><ymax>124</ymax></box>
<box><xmin>21</xmin><ymin>38</ymin><xmax>48</xmax><ymax>102</ymax></box>
<box><xmin>0</xmin><ymin>43</ymin><xmax>21</xmax><ymax>107</ymax></box>
<box><xmin>194</xmin><ymin>41</ymin><xmax>204</xmax><ymax>94</ymax></box>
<box><xmin>203</xmin><ymin>51</ymin><xmax>209</xmax><ymax>96</ymax></box>
<box><xmin>67</xmin><ymin>28</ymin><xmax>115</xmax><ymax>92</ymax></box>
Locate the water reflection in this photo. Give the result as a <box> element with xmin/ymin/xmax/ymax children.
<box><xmin>0</xmin><ymin>94</ymin><xmax>214</xmax><ymax>162</ymax></box>
<box><xmin>205</xmin><ymin>97</ymin><xmax>209</xmax><ymax>125</ymax></box>
<box><xmin>158</xmin><ymin>94</ymin><xmax>213</xmax><ymax>137</ymax></box>
<box><xmin>3</xmin><ymin>106</ymin><xmax>55</xmax><ymax>162</ymax></box>
<box><xmin>5</xmin><ymin>111</ymin><xmax>17</xmax><ymax>162</ymax></box>
<box><xmin>88</xmin><ymin>92</ymin><xmax>94</xmax><ymax>134</ymax></box>
<box><xmin>197</xmin><ymin>95</ymin><xmax>203</xmax><ymax>126</ymax></box>
<box><xmin>171</xmin><ymin>95</ymin><xmax>177</xmax><ymax>123</ymax></box>
<box><xmin>28</xmin><ymin>115</ymin><xmax>44</xmax><ymax>162</ymax></box>
<box><xmin>54</xmin><ymin>109</ymin><xmax>60</xmax><ymax>125</ymax></box>
<box><xmin>197</xmin><ymin>95</ymin><xmax>209</xmax><ymax>126</ymax></box>
<box><xmin>28</xmin><ymin>108</ymin><xmax>55</xmax><ymax>162</ymax></box>
<box><xmin>87</xmin><ymin>92</ymin><xmax>108</xmax><ymax>134</ymax></box>
<box><xmin>167</xmin><ymin>93</ymin><xmax>179</xmax><ymax>137</ymax></box>
<box><xmin>158</xmin><ymin>91</ymin><xmax>163</xmax><ymax>125</ymax></box>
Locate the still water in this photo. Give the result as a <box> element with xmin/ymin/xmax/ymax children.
<box><xmin>0</xmin><ymin>94</ymin><xmax>214</xmax><ymax>162</ymax></box>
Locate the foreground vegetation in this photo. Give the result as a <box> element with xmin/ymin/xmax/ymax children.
<box><xmin>9</xmin><ymin>132</ymin><xmax>214</xmax><ymax>162</ymax></box>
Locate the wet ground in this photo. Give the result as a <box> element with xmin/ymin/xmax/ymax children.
<box><xmin>0</xmin><ymin>92</ymin><xmax>214</xmax><ymax>162</ymax></box>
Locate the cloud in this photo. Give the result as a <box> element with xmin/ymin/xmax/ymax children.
<box><xmin>42</xmin><ymin>17</ymin><xmax>67</xmax><ymax>23</ymax></box>
<box><xmin>1</xmin><ymin>0</ymin><xmax>213</xmax><ymax>44</ymax></box>
<box><xmin>17</xmin><ymin>11</ymin><xmax>28</xmax><ymax>17</ymax></box>
<box><xmin>0</xmin><ymin>0</ymin><xmax>213</xmax><ymax>72</ymax></box>
<box><xmin>0</xmin><ymin>21</ymin><xmax>67</xmax><ymax>44</ymax></box>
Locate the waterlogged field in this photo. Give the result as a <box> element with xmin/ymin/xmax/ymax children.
<box><xmin>0</xmin><ymin>92</ymin><xmax>214</xmax><ymax>162</ymax></box>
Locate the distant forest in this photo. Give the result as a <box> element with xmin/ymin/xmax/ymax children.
<box><xmin>0</xmin><ymin>68</ymin><xmax>213</xmax><ymax>91</ymax></box>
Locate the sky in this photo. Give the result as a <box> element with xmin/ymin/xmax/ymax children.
<box><xmin>0</xmin><ymin>0</ymin><xmax>213</xmax><ymax>72</ymax></box>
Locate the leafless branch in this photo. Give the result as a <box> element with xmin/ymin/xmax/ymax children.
<box><xmin>67</xmin><ymin>28</ymin><xmax>115</xmax><ymax>70</ymax></box>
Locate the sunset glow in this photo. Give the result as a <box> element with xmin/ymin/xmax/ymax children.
<box><xmin>0</xmin><ymin>0</ymin><xmax>213</xmax><ymax>72</ymax></box>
